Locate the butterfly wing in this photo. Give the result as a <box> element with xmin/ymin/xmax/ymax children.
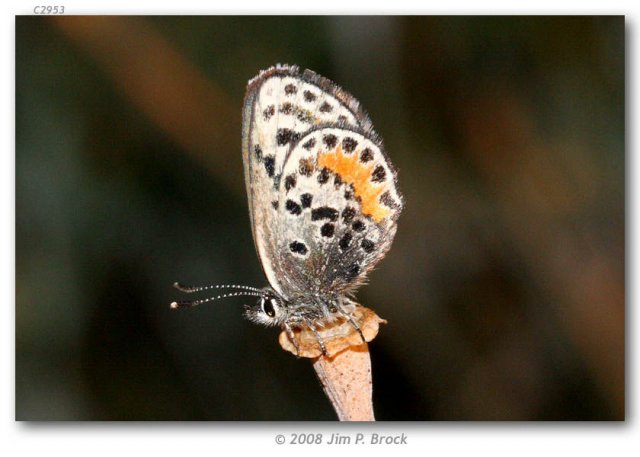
<box><xmin>242</xmin><ymin>64</ymin><xmax>371</xmax><ymax>296</ymax></box>
<box><xmin>274</xmin><ymin>127</ymin><xmax>402</xmax><ymax>298</ymax></box>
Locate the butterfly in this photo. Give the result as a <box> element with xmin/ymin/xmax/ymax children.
<box><xmin>172</xmin><ymin>64</ymin><xmax>403</xmax><ymax>356</ymax></box>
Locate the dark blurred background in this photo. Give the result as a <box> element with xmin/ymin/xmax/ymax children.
<box><xmin>15</xmin><ymin>16</ymin><xmax>624</xmax><ymax>420</ymax></box>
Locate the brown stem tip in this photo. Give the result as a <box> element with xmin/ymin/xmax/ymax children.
<box><xmin>278</xmin><ymin>306</ymin><xmax>386</xmax><ymax>358</ymax></box>
<box><xmin>312</xmin><ymin>344</ymin><xmax>376</xmax><ymax>421</ymax></box>
<box><xmin>278</xmin><ymin>306</ymin><xmax>386</xmax><ymax>421</ymax></box>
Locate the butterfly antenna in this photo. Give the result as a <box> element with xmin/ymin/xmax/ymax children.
<box><xmin>170</xmin><ymin>291</ymin><xmax>263</xmax><ymax>309</ymax></box>
<box><xmin>173</xmin><ymin>282</ymin><xmax>262</xmax><ymax>293</ymax></box>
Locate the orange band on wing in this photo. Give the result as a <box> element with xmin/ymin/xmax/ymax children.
<box><xmin>317</xmin><ymin>145</ymin><xmax>391</xmax><ymax>223</ymax></box>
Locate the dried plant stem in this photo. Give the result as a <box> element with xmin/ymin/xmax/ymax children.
<box><xmin>312</xmin><ymin>344</ymin><xmax>375</xmax><ymax>421</ymax></box>
<box><xmin>279</xmin><ymin>306</ymin><xmax>384</xmax><ymax>421</ymax></box>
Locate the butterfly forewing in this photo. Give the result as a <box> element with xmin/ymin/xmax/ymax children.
<box><xmin>242</xmin><ymin>64</ymin><xmax>402</xmax><ymax>300</ymax></box>
<box><xmin>243</xmin><ymin>65</ymin><xmax>365</xmax><ymax>295</ymax></box>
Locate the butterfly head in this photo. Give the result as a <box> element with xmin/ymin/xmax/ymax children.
<box><xmin>244</xmin><ymin>287</ymin><xmax>288</xmax><ymax>327</ymax></box>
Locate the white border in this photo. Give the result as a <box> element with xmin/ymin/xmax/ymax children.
<box><xmin>2</xmin><ymin>2</ymin><xmax>635</xmax><ymax>457</ymax></box>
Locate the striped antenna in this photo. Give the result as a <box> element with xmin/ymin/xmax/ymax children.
<box><xmin>173</xmin><ymin>282</ymin><xmax>262</xmax><ymax>294</ymax></box>
<box><xmin>170</xmin><ymin>291</ymin><xmax>263</xmax><ymax>309</ymax></box>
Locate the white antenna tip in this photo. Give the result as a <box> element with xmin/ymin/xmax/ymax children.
<box><xmin>170</xmin><ymin>302</ymin><xmax>179</xmax><ymax>309</ymax></box>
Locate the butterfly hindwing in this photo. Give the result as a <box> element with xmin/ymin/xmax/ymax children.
<box><xmin>273</xmin><ymin>127</ymin><xmax>402</xmax><ymax>298</ymax></box>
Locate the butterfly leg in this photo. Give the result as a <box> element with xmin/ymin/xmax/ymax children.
<box><xmin>304</xmin><ymin>319</ymin><xmax>328</xmax><ymax>356</ymax></box>
<box><xmin>335</xmin><ymin>306</ymin><xmax>366</xmax><ymax>343</ymax></box>
<box><xmin>284</xmin><ymin>323</ymin><xmax>301</xmax><ymax>357</ymax></box>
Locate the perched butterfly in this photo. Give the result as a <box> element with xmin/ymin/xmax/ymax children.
<box><xmin>172</xmin><ymin>64</ymin><xmax>403</xmax><ymax>356</ymax></box>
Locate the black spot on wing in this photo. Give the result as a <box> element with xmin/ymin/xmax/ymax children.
<box><xmin>380</xmin><ymin>191</ymin><xmax>400</xmax><ymax>209</ymax></box>
<box><xmin>284</xmin><ymin>174</ymin><xmax>297</xmax><ymax>192</ymax></box>
<box><xmin>339</xmin><ymin>232</ymin><xmax>353</xmax><ymax>251</ymax></box>
<box><xmin>360</xmin><ymin>148</ymin><xmax>374</xmax><ymax>163</ymax></box>
<box><xmin>361</xmin><ymin>239</ymin><xmax>376</xmax><ymax>253</ymax></box>
<box><xmin>319</xmin><ymin>101</ymin><xmax>333</xmax><ymax>113</ymax></box>
<box><xmin>304</xmin><ymin>90</ymin><xmax>317</xmax><ymax>102</ymax></box>
<box><xmin>300</xmin><ymin>193</ymin><xmax>313</xmax><ymax>209</ymax></box>
<box><xmin>277</xmin><ymin>128</ymin><xmax>299</xmax><ymax>146</ymax></box>
<box><xmin>263</xmin><ymin>155</ymin><xmax>275</xmax><ymax>178</ymax></box>
<box><xmin>352</xmin><ymin>220</ymin><xmax>365</xmax><ymax>232</ymax></box>
<box><xmin>285</xmin><ymin>199</ymin><xmax>302</xmax><ymax>215</ymax></box>
<box><xmin>263</xmin><ymin>105</ymin><xmax>275</xmax><ymax>121</ymax></box>
<box><xmin>320</xmin><ymin>223</ymin><xmax>335</xmax><ymax>238</ymax></box>
<box><xmin>342</xmin><ymin>207</ymin><xmax>356</xmax><ymax>224</ymax></box>
<box><xmin>289</xmin><ymin>241</ymin><xmax>308</xmax><ymax>255</ymax></box>
<box><xmin>342</xmin><ymin>137</ymin><xmax>358</xmax><ymax>153</ymax></box>
<box><xmin>311</xmin><ymin>206</ymin><xmax>339</xmax><ymax>222</ymax></box>
<box><xmin>298</xmin><ymin>158</ymin><xmax>314</xmax><ymax>177</ymax></box>
<box><xmin>317</xmin><ymin>167</ymin><xmax>331</xmax><ymax>185</ymax></box>
<box><xmin>279</xmin><ymin>102</ymin><xmax>293</xmax><ymax>115</ymax></box>
<box><xmin>344</xmin><ymin>263</ymin><xmax>360</xmax><ymax>280</ymax></box>
<box><xmin>302</xmin><ymin>137</ymin><xmax>316</xmax><ymax>150</ymax></box>
<box><xmin>371</xmin><ymin>165</ymin><xmax>386</xmax><ymax>183</ymax></box>
<box><xmin>254</xmin><ymin>144</ymin><xmax>263</xmax><ymax>161</ymax></box>
<box><xmin>323</xmin><ymin>134</ymin><xmax>338</xmax><ymax>149</ymax></box>
<box><xmin>285</xmin><ymin>83</ymin><xmax>297</xmax><ymax>95</ymax></box>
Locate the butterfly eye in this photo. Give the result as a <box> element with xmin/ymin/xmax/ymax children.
<box><xmin>261</xmin><ymin>297</ymin><xmax>277</xmax><ymax>318</ymax></box>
